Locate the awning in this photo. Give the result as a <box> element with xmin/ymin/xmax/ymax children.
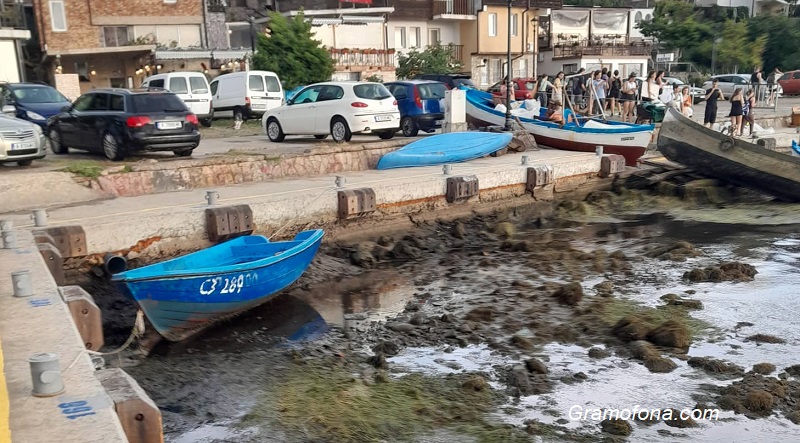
<box><xmin>155</xmin><ymin>50</ymin><xmax>212</xmax><ymax>60</ymax></box>
<box><xmin>212</xmin><ymin>50</ymin><xmax>252</xmax><ymax>59</ymax></box>
<box><xmin>312</xmin><ymin>18</ymin><xmax>343</xmax><ymax>25</ymax></box>
<box><xmin>341</xmin><ymin>15</ymin><xmax>385</xmax><ymax>23</ymax></box>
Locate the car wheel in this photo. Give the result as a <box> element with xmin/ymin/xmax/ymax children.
<box><xmin>377</xmin><ymin>131</ymin><xmax>395</xmax><ymax>140</ymax></box>
<box><xmin>173</xmin><ymin>149</ymin><xmax>193</xmax><ymax>157</ymax></box>
<box><xmin>200</xmin><ymin>118</ymin><xmax>213</xmax><ymax>128</ymax></box>
<box><xmin>330</xmin><ymin>117</ymin><xmax>352</xmax><ymax>143</ymax></box>
<box><xmin>17</xmin><ymin>160</ymin><xmax>32</xmax><ymax>166</ymax></box>
<box><xmin>401</xmin><ymin>117</ymin><xmax>419</xmax><ymax>137</ymax></box>
<box><xmin>314</xmin><ymin>134</ymin><xmax>328</xmax><ymax>140</ymax></box>
<box><xmin>48</xmin><ymin>128</ymin><xmax>67</xmax><ymax>155</ymax></box>
<box><xmin>102</xmin><ymin>132</ymin><xmax>124</xmax><ymax>161</ymax></box>
<box><xmin>266</xmin><ymin>118</ymin><xmax>285</xmax><ymax>142</ymax></box>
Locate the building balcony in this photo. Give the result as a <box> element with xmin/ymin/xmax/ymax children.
<box><xmin>550</xmin><ymin>37</ymin><xmax>653</xmax><ymax>59</ymax></box>
<box><xmin>432</xmin><ymin>0</ymin><xmax>476</xmax><ymax>20</ymax></box>
<box><xmin>429</xmin><ymin>43</ymin><xmax>463</xmax><ymax>63</ymax></box>
<box><xmin>330</xmin><ymin>48</ymin><xmax>397</xmax><ymax>68</ymax></box>
<box><xmin>0</xmin><ymin>1</ymin><xmax>26</xmax><ymax>30</ymax></box>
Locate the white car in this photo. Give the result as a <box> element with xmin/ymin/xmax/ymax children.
<box><xmin>262</xmin><ymin>82</ymin><xmax>400</xmax><ymax>143</ymax></box>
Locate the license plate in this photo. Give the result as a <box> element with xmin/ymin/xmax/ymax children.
<box><xmin>374</xmin><ymin>115</ymin><xmax>392</xmax><ymax>122</ymax></box>
<box><xmin>11</xmin><ymin>142</ymin><xmax>35</xmax><ymax>150</ymax></box>
<box><xmin>251</xmin><ymin>104</ymin><xmax>266</xmax><ymax>110</ymax></box>
<box><xmin>156</xmin><ymin>121</ymin><xmax>182</xmax><ymax>130</ymax></box>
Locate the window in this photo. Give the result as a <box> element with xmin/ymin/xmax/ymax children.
<box><xmin>429</xmin><ymin>28</ymin><xmax>441</xmax><ymax>45</ymax></box>
<box><xmin>292</xmin><ymin>86</ymin><xmax>322</xmax><ymax>104</ymax></box>
<box><xmin>409</xmin><ymin>27</ymin><xmax>421</xmax><ymax>48</ymax></box>
<box><xmin>511</xmin><ymin>14</ymin><xmax>518</xmax><ymax>37</ymax></box>
<box><xmin>103</xmin><ymin>26</ymin><xmax>131</xmax><ymax>47</ymax></box>
<box><xmin>793</xmin><ymin>72</ymin><xmax>800</xmax><ymax>80</ymax></box>
<box><xmin>89</xmin><ymin>94</ymin><xmax>109</xmax><ymax>111</ymax></box>
<box><xmin>9</xmin><ymin>86</ymin><xmax>69</xmax><ymax>104</ymax></box>
<box><xmin>109</xmin><ymin>95</ymin><xmax>125</xmax><ymax>112</ymax></box>
<box><xmin>634</xmin><ymin>12</ymin><xmax>643</xmax><ymax>25</ymax></box>
<box><xmin>75</xmin><ymin>62</ymin><xmax>90</xmax><ymax>82</ymax></box>
<box><xmin>563</xmin><ymin>63</ymin><xmax>578</xmax><ymax>73</ymax></box>
<box><xmin>210</xmin><ymin>81</ymin><xmax>219</xmax><ymax>95</ymax></box>
<box><xmin>480</xmin><ymin>63</ymin><xmax>489</xmax><ymax>86</ymax></box>
<box><xmin>316</xmin><ymin>86</ymin><xmax>344</xmax><ymax>102</ymax></box>
<box><xmin>418</xmin><ymin>83</ymin><xmax>447</xmax><ymax>100</ymax></box>
<box><xmin>72</xmin><ymin>94</ymin><xmax>94</xmax><ymax>112</ymax></box>
<box><xmin>353</xmin><ymin>84</ymin><xmax>392</xmax><ymax>100</ymax></box>
<box><xmin>488</xmin><ymin>13</ymin><xmax>497</xmax><ymax>37</ymax></box>
<box><xmin>387</xmin><ymin>84</ymin><xmax>408</xmax><ymax>99</ymax></box>
<box><xmin>516</xmin><ymin>59</ymin><xmax>527</xmax><ymax>77</ymax></box>
<box><xmin>131</xmin><ymin>94</ymin><xmax>187</xmax><ymax>113</ymax></box>
<box><xmin>264</xmin><ymin>75</ymin><xmax>281</xmax><ymax>93</ymax></box>
<box><xmin>169</xmin><ymin>77</ymin><xmax>189</xmax><ymax>94</ymax></box>
<box><xmin>394</xmin><ymin>27</ymin><xmax>406</xmax><ymax>48</ymax></box>
<box><xmin>492</xmin><ymin>59</ymin><xmax>502</xmax><ymax>83</ymax></box>
<box><xmin>248</xmin><ymin>75</ymin><xmax>265</xmax><ymax>92</ymax></box>
<box><xmin>189</xmin><ymin>77</ymin><xmax>208</xmax><ymax>94</ymax></box>
<box><xmin>49</xmin><ymin>1</ymin><xmax>67</xmax><ymax>32</ymax></box>
<box><xmin>148</xmin><ymin>79</ymin><xmax>165</xmax><ymax>88</ymax></box>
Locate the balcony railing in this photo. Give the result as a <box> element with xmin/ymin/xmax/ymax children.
<box><xmin>432</xmin><ymin>0</ymin><xmax>476</xmax><ymax>17</ymax></box>
<box><xmin>0</xmin><ymin>1</ymin><xmax>26</xmax><ymax>29</ymax></box>
<box><xmin>552</xmin><ymin>38</ymin><xmax>653</xmax><ymax>59</ymax></box>
<box><xmin>330</xmin><ymin>48</ymin><xmax>397</xmax><ymax>67</ymax></box>
<box><xmin>428</xmin><ymin>44</ymin><xmax>463</xmax><ymax>63</ymax></box>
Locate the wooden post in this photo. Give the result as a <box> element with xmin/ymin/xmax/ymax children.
<box><xmin>97</xmin><ymin>368</ymin><xmax>163</xmax><ymax>443</ymax></box>
<box><xmin>58</xmin><ymin>286</ymin><xmax>104</xmax><ymax>351</ymax></box>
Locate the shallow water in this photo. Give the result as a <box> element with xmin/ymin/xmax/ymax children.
<box><xmin>129</xmin><ymin>214</ymin><xmax>800</xmax><ymax>442</ymax></box>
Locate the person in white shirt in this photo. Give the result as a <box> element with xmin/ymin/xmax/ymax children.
<box><xmin>641</xmin><ymin>71</ymin><xmax>657</xmax><ymax>102</ymax></box>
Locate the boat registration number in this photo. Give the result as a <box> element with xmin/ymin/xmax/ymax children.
<box><xmin>199</xmin><ymin>272</ymin><xmax>259</xmax><ymax>295</ymax></box>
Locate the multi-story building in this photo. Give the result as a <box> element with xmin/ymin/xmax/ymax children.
<box><xmin>536</xmin><ymin>6</ymin><xmax>655</xmax><ymax>78</ymax></box>
<box><xmin>31</xmin><ymin>0</ymin><xmax>210</xmax><ymax>92</ymax></box>
<box><xmin>694</xmin><ymin>0</ymin><xmax>789</xmax><ymax>17</ymax></box>
<box><xmin>461</xmin><ymin>1</ymin><xmax>563</xmax><ymax>88</ymax></box>
<box><xmin>0</xmin><ymin>0</ymin><xmax>32</xmax><ymax>82</ymax></box>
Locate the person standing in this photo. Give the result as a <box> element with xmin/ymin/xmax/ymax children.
<box><xmin>742</xmin><ymin>88</ymin><xmax>756</xmax><ymax>137</ymax></box>
<box><xmin>641</xmin><ymin>71</ymin><xmax>657</xmax><ymax>103</ymax></box>
<box><xmin>750</xmin><ymin>67</ymin><xmax>762</xmax><ymax>103</ymax></box>
<box><xmin>552</xmin><ymin>71</ymin><xmax>565</xmax><ymax>105</ymax></box>
<box><xmin>621</xmin><ymin>73</ymin><xmax>638</xmax><ymax>123</ymax></box>
<box><xmin>571</xmin><ymin>68</ymin><xmax>586</xmax><ymax>108</ymax></box>
<box><xmin>537</xmin><ymin>74</ymin><xmax>552</xmax><ymax>108</ymax></box>
<box><xmin>729</xmin><ymin>87</ymin><xmax>744</xmax><ymax>136</ymax></box>
<box><xmin>655</xmin><ymin>71</ymin><xmax>666</xmax><ymax>95</ymax></box>
<box><xmin>590</xmin><ymin>70</ymin><xmax>608</xmax><ymax>116</ymax></box>
<box><xmin>767</xmin><ymin>67</ymin><xmax>782</xmax><ymax>106</ymax></box>
<box><xmin>704</xmin><ymin>78</ymin><xmax>724</xmax><ymax>128</ymax></box>
<box><xmin>681</xmin><ymin>86</ymin><xmax>694</xmax><ymax>118</ymax></box>
<box><xmin>606</xmin><ymin>70</ymin><xmax>622</xmax><ymax>116</ymax></box>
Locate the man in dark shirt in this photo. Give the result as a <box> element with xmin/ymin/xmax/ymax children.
<box><xmin>571</xmin><ymin>68</ymin><xmax>586</xmax><ymax>109</ymax></box>
<box><xmin>704</xmin><ymin>79</ymin><xmax>724</xmax><ymax>127</ymax></box>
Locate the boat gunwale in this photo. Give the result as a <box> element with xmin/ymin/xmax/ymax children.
<box><xmin>111</xmin><ymin>229</ymin><xmax>324</xmax><ymax>284</ymax></box>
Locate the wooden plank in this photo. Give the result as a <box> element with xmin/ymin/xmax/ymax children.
<box><xmin>96</xmin><ymin>369</ymin><xmax>163</xmax><ymax>443</ymax></box>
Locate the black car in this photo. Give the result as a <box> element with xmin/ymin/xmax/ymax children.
<box><xmin>47</xmin><ymin>88</ymin><xmax>201</xmax><ymax>161</ymax></box>
<box><xmin>414</xmin><ymin>73</ymin><xmax>476</xmax><ymax>90</ymax></box>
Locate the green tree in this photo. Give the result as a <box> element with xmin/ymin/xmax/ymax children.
<box><xmin>251</xmin><ymin>11</ymin><xmax>334</xmax><ymax>89</ymax></box>
<box><xmin>748</xmin><ymin>16</ymin><xmax>800</xmax><ymax>71</ymax></box>
<box><xmin>395</xmin><ymin>45</ymin><xmax>463</xmax><ymax>79</ymax></box>
<box><xmin>638</xmin><ymin>0</ymin><xmax>714</xmax><ymax>66</ymax></box>
<box><xmin>716</xmin><ymin>20</ymin><xmax>766</xmax><ymax>73</ymax></box>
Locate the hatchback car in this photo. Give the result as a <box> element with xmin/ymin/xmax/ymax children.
<box><xmin>778</xmin><ymin>70</ymin><xmax>800</xmax><ymax>95</ymax></box>
<box><xmin>0</xmin><ymin>82</ymin><xmax>72</xmax><ymax>128</ymax></box>
<box><xmin>47</xmin><ymin>89</ymin><xmax>201</xmax><ymax>161</ymax></box>
<box><xmin>384</xmin><ymin>80</ymin><xmax>446</xmax><ymax>137</ymax></box>
<box><xmin>487</xmin><ymin>78</ymin><xmax>536</xmax><ymax>101</ymax></box>
<box><xmin>0</xmin><ymin>115</ymin><xmax>47</xmax><ymax>166</ymax></box>
<box><xmin>262</xmin><ymin>82</ymin><xmax>400</xmax><ymax>143</ymax></box>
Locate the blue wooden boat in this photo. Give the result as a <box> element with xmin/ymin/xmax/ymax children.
<box><xmin>376</xmin><ymin>132</ymin><xmax>513</xmax><ymax>170</ymax></box>
<box><xmin>111</xmin><ymin>230</ymin><xmax>324</xmax><ymax>341</ymax></box>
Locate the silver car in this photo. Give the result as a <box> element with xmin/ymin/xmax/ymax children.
<box><xmin>0</xmin><ymin>115</ymin><xmax>47</xmax><ymax>166</ymax></box>
<box><xmin>701</xmin><ymin>74</ymin><xmax>751</xmax><ymax>96</ymax></box>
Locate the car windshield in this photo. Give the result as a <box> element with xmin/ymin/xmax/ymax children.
<box><xmin>189</xmin><ymin>76</ymin><xmax>208</xmax><ymax>94</ymax></box>
<box><xmin>131</xmin><ymin>94</ymin><xmax>188</xmax><ymax>113</ymax></box>
<box><xmin>524</xmin><ymin>81</ymin><xmax>536</xmax><ymax>90</ymax></box>
<box><xmin>353</xmin><ymin>84</ymin><xmax>392</xmax><ymax>100</ymax></box>
<box><xmin>453</xmin><ymin>78</ymin><xmax>475</xmax><ymax>88</ymax></box>
<box><xmin>418</xmin><ymin>83</ymin><xmax>447</xmax><ymax>100</ymax></box>
<box><xmin>12</xmin><ymin>86</ymin><xmax>70</xmax><ymax>104</ymax></box>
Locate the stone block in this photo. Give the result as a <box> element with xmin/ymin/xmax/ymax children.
<box><xmin>41</xmin><ymin>225</ymin><xmax>87</xmax><ymax>258</ymax></box>
<box><xmin>526</xmin><ymin>165</ymin><xmax>554</xmax><ymax>193</ymax></box>
<box><xmin>59</xmin><ymin>286</ymin><xmax>104</xmax><ymax>351</ymax></box>
<box><xmin>337</xmin><ymin>188</ymin><xmax>377</xmax><ymax>219</ymax></box>
<box><xmin>600</xmin><ymin>154</ymin><xmax>626</xmax><ymax>178</ymax></box>
<box><xmin>446</xmin><ymin>175</ymin><xmax>479</xmax><ymax>203</ymax></box>
<box><xmin>37</xmin><ymin>242</ymin><xmax>65</xmax><ymax>285</ymax></box>
<box><xmin>97</xmin><ymin>368</ymin><xmax>163</xmax><ymax>443</ymax></box>
<box><xmin>205</xmin><ymin>205</ymin><xmax>254</xmax><ymax>243</ymax></box>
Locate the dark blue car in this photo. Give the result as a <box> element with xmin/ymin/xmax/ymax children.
<box><xmin>384</xmin><ymin>80</ymin><xmax>446</xmax><ymax>137</ymax></box>
<box><xmin>1</xmin><ymin>83</ymin><xmax>72</xmax><ymax>128</ymax></box>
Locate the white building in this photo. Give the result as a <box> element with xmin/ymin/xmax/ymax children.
<box><xmin>694</xmin><ymin>0</ymin><xmax>789</xmax><ymax>17</ymax></box>
<box><xmin>536</xmin><ymin>7</ymin><xmax>655</xmax><ymax>78</ymax></box>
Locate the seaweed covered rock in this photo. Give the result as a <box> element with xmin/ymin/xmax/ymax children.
<box><xmin>752</xmin><ymin>363</ymin><xmax>776</xmax><ymax>375</ymax></box>
<box><xmin>683</xmin><ymin>261</ymin><xmax>757</xmax><ymax>283</ymax></box>
<box><xmin>613</xmin><ymin>316</ymin><xmax>650</xmax><ymax>342</ymax></box>
<box><xmin>600</xmin><ymin>418</ymin><xmax>633</xmax><ymax>436</ymax></box>
<box><xmin>646</xmin><ymin>241</ymin><xmax>703</xmax><ymax>262</ymax></box>
<box><xmin>687</xmin><ymin>357</ymin><xmax>745</xmax><ymax>377</ymax></box>
<box><xmin>553</xmin><ymin>282</ymin><xmax>584</xmax><ymax>306</ymax></box>
<box><xmin>647</xmin><ymin>320</ymin><xmax>691</xmax><ymax>349</ymax></box>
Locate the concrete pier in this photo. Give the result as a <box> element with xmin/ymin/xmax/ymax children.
<box><xmin>0</xmin><ymin>231</ymin><xmax>128</xmax><ymax>442</ymax></box>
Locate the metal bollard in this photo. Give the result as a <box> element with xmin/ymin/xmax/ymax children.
<box><xmin>11</xmin><ymin>270</ymin><xmax>33</xmax><ymax>297</ymax></box>
<box><xmin>31</xmin><ymin>209</ymin><xmax>48</xmax><ymax>227</ymax></box>
<box><xmin>1</xmin><ymin>230</ymin><xmax>17</xmax><ymax>249</ymax></box>
<box><xmin>0</xmin><ymin>220</ymin><xmax>12</xmax><ymax>231</ymax></box>
<box><xmin>335</xmin><ymin>176</ymin><xmax>346</xmax><ymax>188</ymax></box>
<box><xmin>205</xmin><ymin>190</ymin><xmax>219</xmax><ymax>206</ymax></box>
<box><xmin>595</xmin><ymin>145</ymin><xmax>604</xmax><ymax>156</ymax></box>
<box><xmin>521</xmin><ymin>155</ymin><xmax>530</xmax><ymax>165</ymax></box>
<box><xmin>29</xmin><ymin>353</ymin><xmax>65</xmax><ymax>397</ymax></box>
<box><xmin>442</xmin><ymin>164</ymin><xmax>452</xmax><ymax>175</ymax></box>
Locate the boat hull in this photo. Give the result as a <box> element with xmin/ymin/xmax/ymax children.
<box><xmin>113</xmin><ymin>230</ymin><xmax>323</xmax><ymax>341</ymax></box>
<box><xmin>377</xmin><ymin>132</ymin><xmax>513</xmax><ymax>169</ymax></box>
<box><xmin>658</xmin><ymin>108</ymin><xmax>800</xmax><ymax>202</ymax></box>
<box><xmin>464</xmin><ymin>90</ymin><xmax>653</xmax><ymax>166</ymax></box>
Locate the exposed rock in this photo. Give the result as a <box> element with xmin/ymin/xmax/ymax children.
<box><xmin>511</xmin><ymin>335</ymin><xmax>535</xmax><ymax>350</ymax></box>
<box><xmin>747</xmin><ymin>334</ymin><xmax>786</xmax><ymax>344</ymax></box>
<box><xmin>647</xmin><ymin>320</ymin><xmax>691</xmax><ymax>349</ymax></box>
<box><xmin>630</xmin><ymin>340</ymin><xmax>660</xmax><ymax>360</ymax></box>
<box><xmin>646</xmin><ymin>241</ymin><xmax>703</xmax><ymax>261</ymax></box>
<box><xmin>494</xmin><ymin>222</ymin><xmax>516</xmax><ymax>238</ymax></box>
<box><xmin>350</xmin><ymin>242</ymin><xmax>377</xmax><ymax>268</ymax></box>
<box><xmin>683</xmin><ymin>261</ymin><xmax>757</xmax><ymax>283</ymax></box>
<box><xmin>508</xmin><ymin>366</ymin><xmax>532</xmax><ymax>396</ymax></box>
<box><xmin>390</xmin><ymin>239</ymin><xmax>422</xmax><ymax>259</ymax></box>
<box><xmin>664</xmin><ymin>296</ymin><xmax>704</xmax><ymax>310</ymax></box>
<box><xmin>786</xmin><ymin>365</ymin><xmax>800</xmax><ymax>377</ymax></box>
<box><xmin>744</xmin><ymin>391</ymin><xmax>774</xmax><ymax>412</ymax></box>
<box><xmin>594</xmin><ymin>280</ymin><xmax>614</xmax><ymax>295</ymax></box>
<box><xmin>752</xmin><ymin>363</ymin><xmax>776</xmax><ymax>375</ymax></box>
<box><xmin>451</xmin><ymin>222</ymin><xmax>467</xmax><ymax>239</ymax></box>
<box><xmin>645</xmin><ymin>357</ymin><xmax>678</xmax><ymax>373</ymax></box>
<box><xmin>366</xmin><ymin>353</ymin><xmax>388</xmax><ymax>369</ymax></box>
<box><xmin>524</xmin><ymin>358</ymin><xmax>548</xmax><ymax>374</ymax></box>
<box><xmin>787</xmin><ymin>410</ymin><xmax>800</xmax><ymax>425</ymax></box>
<box><xmin>371</xmin><ymin>341</ymin><xmax>400</xmax><ymax>356</ymax></box>
<box><xmin>687</xmin><ymin>357</ymin><xmax>745</xmax><ymax>377</ymax></box>
<box><xmin>588</xmin><ymin>347</ymin><xmax>611</xmax><ymax>359</ymax></box>
<box><xmin>553</xmin><ymin>282</ymin><xmax>584</xmax><ymax>305</ymax></box>
<box><xmin>385</xmin><ymin>322</ymin><xmax>415</xmax><ymax>333</ymax></box>
<box><xmin>600</xmin><ymin>418</ymin><xmax>633</xmax><ymax>436</ymax></box>
<box><xmin>663</xmin><ymin>408</ymin><xmax>697</xmax><ymax>428</ymax></box>
<box><xmin>465</xmin><ymin>306</ymin><xmax>497</xmax><ymax>322</ymax></box>
<box><xmin>408</xmin><ymin>313</ymin><xmax>427</xmax><ymax>326</ymax></box>
<box><xmin>462</xmin><ymin>375</ymin><xmax>489</xmax><ymax>391</ymax></box>
<box><xmin>613</xmin><ymin>316</ymin><xmax>650</xmax><ymax>342</ymax></box>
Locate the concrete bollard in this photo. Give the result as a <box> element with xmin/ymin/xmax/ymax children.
<box><xmin>29</xmin><ymin>353</ymin><xmax>65</xmax><ymax>397</ymax></box>
<box><xmin>11</xmin><ymin>270</ymin><xmax>33</xmax><ymax>297</ymax></box>
<box><xmin>521</xmin><ymin>155</ymin><xmax>530</xmax><ymax>165</ymax></box>
<box><xmin>0</xmin><ymin>220</ymin><xmax>12</xmax><ymax>230</ymax></box>
<box><xmin>595</xmin><ymin>145</ymin><xmax>604</xmax><ymax>156</ymax></box>
<box><xmin>205</xmin><ymin>190</ymin><xmax>219</xmax><ymax>206</ymax></box>
<box><xmin>31</xmin><ymin>209</ymin><xmax>48</xmax><ymax>227</ymax></box>
<box><xmin>442</xmin><ymin>164</ymin><xmax>452</xmax><ymax>175</ymax></box>
<box><xmin>1</xmin><ymin>230</ymin><xmax>17</xmax><ymax>249</ymax></box>
<box><xmin>335</xmin><ymin>176</ymin><xmax>346</xmax><ymax>188</ymax></box>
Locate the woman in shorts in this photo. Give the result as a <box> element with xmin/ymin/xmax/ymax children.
<box><xmin>620</xmin><ymin>73</ymin><xmax>637</xmax><ymax>123</ymax></box>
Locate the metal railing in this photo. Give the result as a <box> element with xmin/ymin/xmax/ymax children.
<box><xmin>553</xmin><ymin>39</ymin><xmax>653</xmax><ymax>59</ymax></box>
<box><xmin>432</xmin><ymin>0</ymin><xmax>476</xmax><ymax>16</ymax></box>
<box><xmin>428</xmin><ymin>43</ymin><xmax>463</xmax><ymax>62</ymax></box>
<box><xmin>330</xmin><ymin>49</ymin><xmax>396</xmax><ymax>67</ymax></box>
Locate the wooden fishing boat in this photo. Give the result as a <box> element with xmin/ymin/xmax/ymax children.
<box><xmin>111</xmin><ymin>230</ymin><xmax>324</xmax><ymax>341</ymax></box>
<box><xmin>463</xmin><ymin>87</ymin><xmax>654</xmax><ymax>166</ymax></box>
<box><xmin>377</xmin><ymin>132</ymin><xmax>512</xmax><ymax>169</ymax></box>
<box><xmin>658</xmin><ymin>107</ymin><xmax>800</xmax><ymax>202</ymax></box>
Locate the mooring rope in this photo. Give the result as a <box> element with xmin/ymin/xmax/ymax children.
<box><xmin>65</xmin><ymin>310</ymin><xmax>146</xmax><ymax>373</ymax></box>
<box><xmin>268</xmin><ymin>185</ymin><xmax>337</xmax><ymax>241</ymax></box>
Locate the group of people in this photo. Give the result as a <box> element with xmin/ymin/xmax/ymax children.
<box><xmin>703</xmin><ymin>79</ymin><xmax>758</xmax><ymax>137</ymax></box>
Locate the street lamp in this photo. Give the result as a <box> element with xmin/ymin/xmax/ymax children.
<box><xmin>504</xmin><ymin>0</ymin><xmax>513</xmax><ymax>131</ymax></box>
<box><xmin>711</xmin><ymin>37</ymin><xmax>722</xmax><ymax>76</ymax></box>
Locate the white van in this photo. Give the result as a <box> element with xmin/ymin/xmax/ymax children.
<box><xmin>141</xmin><ymin>72</ymin><xmax>213</xmax><ymax>127</ymax></box>
<box><xmin>209</xmin><ymin>70</ymin><xmax>283</xmax><ymax>120</ymax></box>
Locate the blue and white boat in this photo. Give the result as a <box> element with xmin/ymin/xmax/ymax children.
<box><xmin>112</xmin><ymin>230</ymin><xmax>324</xmax><ymax>341</ymax></box>
<box><xmin>377</xmin><ymin>132</ymin><xmax>512</xmax><ymax>169</ymax></box>
<box><xmin>792</xmin><ymin>140</ymin><xmax>800</xmax><ymax>157</ymax></box>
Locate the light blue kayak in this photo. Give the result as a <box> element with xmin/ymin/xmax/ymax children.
<box><xmin>377</xmin><ymin>132</ymin><xmax>513</xmax><ymax>170</ymax></box>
